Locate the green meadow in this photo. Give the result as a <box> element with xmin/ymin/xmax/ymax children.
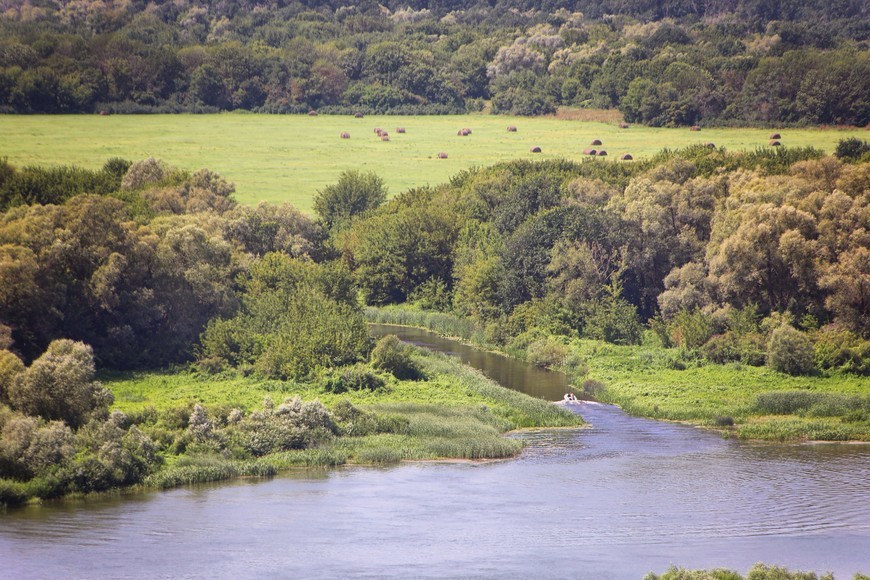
<box><xmin>1</xmin><ymin>113</ymin><xmax>865</xmax><ymax>212</ymax></box>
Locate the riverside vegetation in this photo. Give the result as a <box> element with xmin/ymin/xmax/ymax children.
<box><xmin>1</xmin><ymin>136</ymin><xmax>869</xmax><ymax>505</ymax></box>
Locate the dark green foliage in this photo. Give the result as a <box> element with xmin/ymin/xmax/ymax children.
<box><xmin>0</xmin><ymin>162</ymin><xmax>127</xmax><ymax>210</ymax></box>
<box><xmin>767</xmin><ymin>325</ymin><xmax>816</xmax><ymax>375</ymax></box>
<box><xmin>313</xmin><ymin>170</ymin><xmax>387</xmax><ymax>230</ymax></box>
<box><xmin>321</xmin><ymin>365</ymin><xmax>385</xmax><ymax>394</ymax></box>
<box><xmin>0</xmin><ymin>2</ymin><xmax>866</xmax><ymax>124</ymax></box>
<box><xmin>370</xmin><ymin>335</ymin><xmax>423</xmax><ymax>380</ymax></box>
<box><xmin>581</xmin><ymin>295</ymin><xmax>643</xmax><ymax>346</ymax></box>
<box><xmin>198</xmin><ymin>252</ymin><xmax>370</xmax><ymax>380</ymax></box>
<box><xmin>702</xmin><ymin>332</ymin><xmax>766</xmax><ymax>366</ymax></box>
<box><xmin>834</xmin><ymin>138</ymin><xmax>870</xmax><ymax>162</ymax></box>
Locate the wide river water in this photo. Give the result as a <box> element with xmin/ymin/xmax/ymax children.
<box><xmin>2</xmin><ymin>325</ymin><xmax>868</xmax><ymax>578</ymax></box>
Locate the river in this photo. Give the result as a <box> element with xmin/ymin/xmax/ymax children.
<box><xmin>1</xmin><ymin>325</ymin><xmax>868</xmax><ymax>578</ymax></box>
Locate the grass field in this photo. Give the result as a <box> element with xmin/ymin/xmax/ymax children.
<box><xmin>1</xmin><ymin>113</ymin><xmax>865</xmax><ymax>213</ymax></box>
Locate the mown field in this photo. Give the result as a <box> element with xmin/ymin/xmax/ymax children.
<box><xmin>1</xmin><ymin>113</ymin><xmax>866</xmax><ymax>212</ymax></box>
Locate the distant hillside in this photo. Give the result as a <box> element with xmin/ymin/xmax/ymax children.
<box><xmin>0</xmin><ymin>0</ymin><xmax>867</xmax><ymax>125</ymax></box>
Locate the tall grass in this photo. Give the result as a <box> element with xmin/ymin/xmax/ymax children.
<box><xmin>366</xmin><ymin>306</ymin><xmax>482</xmax><ymax>342</ymax></box>
<box><xmin>754</xmin><ymin>391</ymin><xmax>867</xmax><ymax>416</ymax></box>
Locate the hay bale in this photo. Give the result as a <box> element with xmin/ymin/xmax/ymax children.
<box><xmin>354</xmin><ymin>112</ymin><xmax>364</xmax><ymax>118</ymax></box>
<box><xmin>619</xmin><ymin>122</ymin><xmax>629</xmax><ymax>129</ymax></box>
<box><xmin>340</xmin><ymin>132</ymin><xmax>350</xmax><ymax>139</ymax></box>
<box><xmin>458</xmin><ymin>128</ymin><xmax>471</xmax><ymax>136</ymax></box>
<box><xmin>381</xmin><ymin>135</ymin><xmax>390</xmax><ymax>141</ymax></box>
<box><xmin>705</xmin><ymin>142</ymin><xmax>716</xmax><ymax>148</ymax></box>
<box><xmin>770</xmin><ymin>132</ymin><xmax>781</xmax><ymax>139</ymax></box>
<box><xmin>308</xmin><ymin>110</ymin><xmax>317</xmax><ymax>116</ymax></box>
<box><xmin>583</xmin><ymin>148</ymin><xmax>597</xmax><ymax>155</ymax></box>
<box><xmin>620</xmin><ymin>154</ymin><xmax>633</xmax><ymax>160</ymax></box>
<box><xmin>690</xmin><ymin>125</ymin><xmax>701</xmax><ymax>131</ymax></box>
<box><xmin>591</xmin><ymin>139</ymin><xmax>602</xmax><ymax>146</ymax></box>
<box><xmin>99</xmin><ymin>110</ymin><xmax>110</xmax><ymax>116</ymax></box>
<box><xmin>769</xmin><ymin>140</ymin><xmax>781</xmax><ymax>147</ymax></box>
<box><xmin>530</xmin><ymin>146</ymin><xmax>542</xmax><ymax>153</ymax></box>
<box><xmin>597</xmin><ymin>150</ymin><xmax>607</xmax><ymax>156</ymax></box>
<box><xmin>507</xmin><ymin>125</ymin><xmax>518</xmax><ymax>132</ymax></box>
<box><xmin>436</xmin><ymin>152</ymin><xmax>448</xmax><ymax>159</ymax></box>
<box><xmin>396</xmin><ymin>127</ymin><xmax>406</xmax><ymax>133</ymax></box>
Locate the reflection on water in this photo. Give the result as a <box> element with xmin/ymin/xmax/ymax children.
<box><xmin>2</xmin><ymin>326</ymin><xmax>868</xmax><ymax>578</ymax></box>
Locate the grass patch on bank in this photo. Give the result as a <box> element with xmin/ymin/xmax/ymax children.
<box><xmin>102</xmin><ymin>346</ymin><xmax>582</xmax><ymax>482</ymax></box>
<box><xmin>1</xmin><ymin>114</ymin><xmax>865</xmax><ymax>212</ymax></box>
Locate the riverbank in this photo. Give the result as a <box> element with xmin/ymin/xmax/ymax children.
<box><xmin>365</xmin><ymin>306</ymin><xmax>870</xmax><ymax>442</ymax></box>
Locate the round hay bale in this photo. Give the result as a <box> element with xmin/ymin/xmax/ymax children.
<box><xmin>582</xmin><ymin>148</ymin><xmax>597</xmax><ymax>155</ymax></box>
<box><xmin>374</xmin><ymin>127</ymin><xmax>382</xmax><ymax>134</ymax></box>
<box><xmin>531</xmin><ymin>146</ymin><xmax>542</xmax><ymax>153</ymax></box>
<box><xmin>507</xmin><ymin>125</ymin><xmax>518</xmax><ymax>132</ymax></box>
<box><xmin>591</xmin><ymin>139</ymin><xmax>602</xmax><ymax>146</ymax></box>
<box><xmin>99</xmin><ymin>110</ymin><xmax>110</xmax><ymax>116</ymax></box>
<box><xmin>769</xmin><ymin>132</ymin><xmax>781</xmax><ymax>139</ymax></box>
<box><xmin>769</xmin><ymin>140</ymin><xmax>781</xmax><ymax>147</ymax></box>
<box><xmin>620</xmin><ymin>154</ymin><xmax>633</xmax><ymax>161</ymax></box>
<box><xmin>340</xmin><ymin>132</ymin><xmax>350</xmax><ymax>139</ymax></box>
<box><xmin>597</xmin><ymin>150</ymin><xmax>607</xmax><ymax>156</ymax></box>
<box><xmin>690</xmin><ymin>125</ymin><xmax>701</xmax><ymax>131</ymax></box>
<box><xmin>354</xmin><ymin>112</ymin><xmax>364</xmax><ymax>118</ymax></box>
<box><xmin>436</xmin><ymin>152</ymin><xmax>448</xmax><ymax>159</ymax></box>
<box><xmin>381</xmin><ymin>135</ymin><xmax>390</xmax><ymax>142</ymax></box>
<box><xmin>619</xmin><ymin>122</ymin><xmax>629</xmax><ymax>129</ymax></box>
<box><xmin>308</xmin><ymin>110</ymin><xmax>317</xmax><ymax>116</ymax></box>
<box><xmin>396</xmin><ymin>127</ymin><xmax>406</xmax><ymax>133</ymax></box>
<box><xmin>705</xmin><ymin>142</ymin><xmax>716</xmax><ymax>148</ymax></box>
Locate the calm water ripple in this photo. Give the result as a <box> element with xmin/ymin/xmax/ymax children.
<box><xmin>2</xmin><ymin>325</ymin><xmax>868</xmax><ymax>578</ymax></box>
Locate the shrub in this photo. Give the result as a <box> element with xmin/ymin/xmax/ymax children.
<box><xmin>813</xmin><ymin>326</ymin><xmax>870</xmax><ymax>374</ymax></box>
<box><xmin>526</xmin><ymin>337</ymin><xmax>568</xmax><ymax>368</ymax></box>
<box><xmin>321</xmin><ymin>365</ymin><xmax>385</xmax><ymax>394</ymax></box>
<box><xmin>582</xmin><ymin>296</ymin><xmax>643</xmax><ymax>345</ymax></box>
<box><xmin>0</xmin><ymin>414</ymin><xmax>75</xmax><ymax>479</ymax></box>
<box><xmin>370</xmin><ymin>335</ymin><xmax>423</xmax><ymax>380</ymax></box>
<box><xmin>668</xmin><ymin>309</ymin><xmax>714</xmax><ymax>350</ymax></box>
<box><xmin>834</xmin><ymin>137</ymin><xmax>870</xmax><ymax>162</ymax></box>
<box><xmin>703</xmin><ymin>332</ymin><xmax>766</xmax><ymax>366</ymax></box>
<box><xmin>0</xmin><ymin>349</ymin><xmax>25</xmax><ymax>404</ymax></box>
<box><xmin>767</xmin><ymin>325</ymin><xmax>815</xmax><ymax>375</ymax></box>
<box><xmin>313</xmin><ymin>170</ymin><xmax>387</xmax><ymax>229</ymax></box>
<box><xmin>7</xmin><ymin>340</ymin><xmax>114</xmax><ymax>428</ymax></box>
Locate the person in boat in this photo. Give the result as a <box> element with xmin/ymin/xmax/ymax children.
<box><xmin>563</xmin><ymin>393</ymin><xmax>578</xmax><ymax>402</ymax></box>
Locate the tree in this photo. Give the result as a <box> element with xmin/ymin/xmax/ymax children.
<box><xmin>313</xmin><ymin>170</ymin><xmax>387</xmax><ymax>230</ymax></box>
<box><xmin>767</xmin><ymin>324</ymin><xmax>815</xmax><ymax>375</ymax></box>
<box><xmin>7</xmin><ymin>340</ymin><xmax>113</xmax><ymax>428</ymax></box>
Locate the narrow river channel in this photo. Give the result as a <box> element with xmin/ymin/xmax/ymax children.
<box><xmin>2</xmin><ymin>325</ymin><xmax>868</xmax><ymax>579</ymax></box>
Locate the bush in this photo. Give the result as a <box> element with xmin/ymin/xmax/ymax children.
<box><xmin>321</xmin><ymin>365</ymin><xmax>385</xmax><ymax>394</ymax></box>
<box><xmin>526</xmin><ymin>337</ymin><xmax>568</xmax><ymax>368</ymax></box>
<box><xmin>767</xmin><ymin>325</ymin><xmax>815</xmax><ymax>375</ymax></box>
<box><xmin>313</xmin><ymin>170</ymin><xmax>387</xmax><ymax>229</ymax></box>
<box><xmin>813</xmin><ymin>326</ymin><xmax>870</xmax><ymax>374</ymax></box>
<box><xmin>370</xmin><ymin>335</ymin><xmax>423</xmax><ymax>380</ymax></box>
<box><xmin>582</xmin><ymin>296</ymin><xmax>643</xmax><ymax>345</ymax></box>
<box><xmin>834</xmin><ymin>137</ymin><xmax>870</xmax><ymax>162</ymax></box>
<box><xmin>7</xmin><ymin>340</ymin><xmax>114</xmax><ymax>428</ymax></box>
<box><xmin>703</xmin><ymin>332</ymin><xmax>766</xmax><ymax>366</ymax></box>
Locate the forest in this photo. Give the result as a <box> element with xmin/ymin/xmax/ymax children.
<box><xmin>1</xmin><ymin>136</ymin><xmax>869</xmax><ymax>502</ymax></box>
<box><xmin>0</xmin><ymin>0</ymin><xmax>868</xmax><ymax>125</ymax></box>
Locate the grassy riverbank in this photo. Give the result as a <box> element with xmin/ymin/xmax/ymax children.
<box><xmin>366</xmin><ymin>306</ymin><xmax>870</xmax><ymax>442</ymax></box>
<box><xmin>100</xmin><ymin>346</ymin><xmax>582</xmax><ymax>488</ymax></box>
<box><xmin>1</xmin><ymin>114</ymin><xmax>865</xmax><ymax>211</ymax></box>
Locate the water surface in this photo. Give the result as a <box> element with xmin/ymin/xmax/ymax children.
<box><xmin>2</xmin><ymin>326</ymin><xmax>868</xmax><ymax>578</ymax></box>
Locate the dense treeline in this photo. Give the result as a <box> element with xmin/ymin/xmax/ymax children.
<box><xmin>332</xmin><ymin>143</ymin><xmax>870</xmax><ymax>376</ymax></box>
<box><xmin>0</xmin><ymin>0</ymin><xmax>868</xmax><ymax>125</ymax></box>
